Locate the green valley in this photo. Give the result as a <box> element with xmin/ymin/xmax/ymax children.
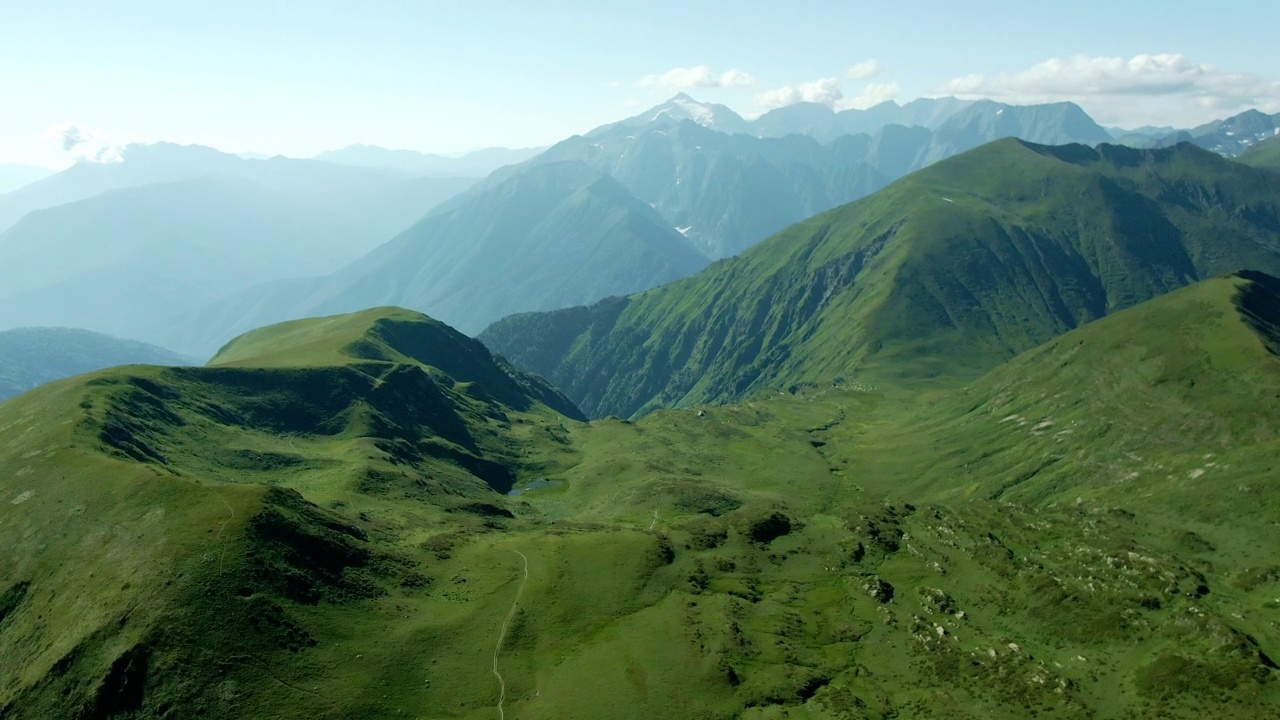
<box><xmin>6</xmin><ymin>8</ymin><xmax>1280</xmax><ymax>719</ymax></box>
<box><xmin>3</xmin><ymin>271</ymin><xmax>1280</xmax><ymax>717</ymax></box>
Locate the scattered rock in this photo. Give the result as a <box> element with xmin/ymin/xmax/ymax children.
<box><xmin>863</xmin><ymin>576</ymin><xmax>894</xmax><ymax>603</ymax></box>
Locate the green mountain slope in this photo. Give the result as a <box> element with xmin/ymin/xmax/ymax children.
<box><xmin>823</xmin><ymin>270</ymin><xmax>1280</xmax><ymax>513</ymax></box>
<box><xmin>208</xmin><ymin>307</ymin><xmax>583</xmax><ymax>420</ymax></box>
<box><xmin>5</xmin><ymin>282</ymin><xmax>1280</xmax><ymax>718</ymax></box>
<box><xmin>481</xmin><ymin>139</ymin><xmax>1280</xmax><ymax>419</ymax></box>
<box><xmin>500</xmin><ymin>271</ymin><xmax>1280</xmax><ymax>719</ymax></box>
<box><xmin>0</xmin><ymin>327</ymin><xmax>194</xmax><ymax>401</ymax></box>
<box><xmin>0</xmin><ymin>308</ymin><xmax>585</xmax><ymax>718</ymax></box>
<box><xmin>1239</xmin><ymin>134</ymin><xmax>1280</xmax><ymax>171</ymax></box>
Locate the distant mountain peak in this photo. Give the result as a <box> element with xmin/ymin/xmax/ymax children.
<box><xmin>1155</xmin><ymin>107</ymin><xmax>1280</xmax><ymax>157</ymax></box>
<box><xmin>662</xmin><ymin>94</ymin><xmax>717</xmax><ymax>126</ymax></box>
<box><xmin>610</xmin><ymin>95</ymin><xmax>750</xmax><ymax>135</ymax></box>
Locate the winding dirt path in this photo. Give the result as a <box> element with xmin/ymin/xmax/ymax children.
<box><xmin>492</xmin><ymin>549</ymin><xmax>529</xmax><ymax>720</ymax></box>
<box><xmin>204</xmin><ymin>485</ymin><xmax>235</xmax><ymax>575</ymax></box>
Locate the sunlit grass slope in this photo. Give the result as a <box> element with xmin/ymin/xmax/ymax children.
<box><xmin>0</xmin><ymin>308</ymin><xmax>586</xmax><ymax>718</ymax></box>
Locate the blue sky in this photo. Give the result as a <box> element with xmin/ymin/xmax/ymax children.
<box><xmin>3</xmin><ymin>0</ymin><xmax>1279</xmax><ymax>167</ymax></box>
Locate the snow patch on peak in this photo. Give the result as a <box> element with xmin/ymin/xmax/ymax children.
<box><xmin>671</xmin><ymin>96</ymin><xmax>716</xmax><ymax>127</ymax></box>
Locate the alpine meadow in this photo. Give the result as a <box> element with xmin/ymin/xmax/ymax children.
<box><xmin>3</xmin><ymin>3</ymin><xmax>1280</xmax><ymax>719</ymax></box>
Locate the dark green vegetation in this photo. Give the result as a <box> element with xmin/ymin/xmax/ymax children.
<box><xmin>482</xmin><ymin>139</ymin><xmax>1280</xmax><ymax>419</ymax></box>
<box><xmin>0</xmin><ymin>327</ymin><xmax>194</xmax><ymax>401</ymax></box>
<box><xmin>4</xmin><ymin>270</ymin><xmax>1280</xmax><ymax>718</ymax></box>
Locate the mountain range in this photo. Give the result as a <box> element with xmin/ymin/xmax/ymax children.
<box><xmin>157</xmin><ymin>161</ymin><xmax>711</xmax><ymax>352</ymax></box>
<box><xmin>4</xmin><ymin>94</ymin><xmax>1280</xmax><ymax>716</ymax></box>
<box><xmin>1</xmin><ymin>95</ymin><xmax>1276</xmax><ymax>364</ymax></box>
<box><xmin>0</xmin><ymin>142</ymin><xmax>477</xmax><ymax>236</ymax></box>
<box><xmin>584</xmin><ymin>97</ymin><xmax>1113</xmax><ymax>258</ymax></box>
<box><xmin>127</xmin><ymin>95</ymin><xmax>1132</xmax><ymax>357</ymax></box>
<box><xmin>0</xmin><ymin>144</ymin><xmax>478</xmax><ymax>345</ymax></box>
<box><xmin>0</xmin><ymin>327</ymin><xmax>193</xmax><ymax>401</ymax></box>
<box><xmin>481</xmin><ymin>139</ymin><xmax>1280</xmax><ymax>418</ymax></box>
<box><xmin>607</xmin><ymin>93</ymin><xmax>980</xmax><ymax>142</ymax></box>
<box><xmin>1151</xmin><ymin>108</ymin><xmax>1280</xmax><ymax>156</ymax></box>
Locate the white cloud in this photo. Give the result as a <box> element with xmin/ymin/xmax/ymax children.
<box><xmin>847</xmin><ymin>60</ymin><xmax>888</xmax><ymax>81</ymax></box>
<box><xmin>44</xmin><ymin>122</ymin><xmax>124</xmax><ymax>163</ymax></box>
<box><xmin>755</xmin><ymin>78</ymin><xmax>844</xmax><ymax>110</ymax></box>
<box><xmin>935</xmin><ymin>54</ymin><xmax>1280</xmax><ymax>126</ymax></box>
<box><xmin>838</xmin><ymin>82</ymin><xmax>901</xmax><ymax>111</ymax></box>
<box><xmin>718</xmin><ymin>68</ymin><xmax>756</xmax><ymax>87</ymax></box>
<box><xmin>637</xmin><ymin>66</ymin><xmax>757</xmax><ymax>90</ymax></box>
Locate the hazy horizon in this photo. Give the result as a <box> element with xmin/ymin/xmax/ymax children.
<box><xmin>3</xmin><ymin>1</ymin><xmax>1280</xmax><ymax>169</ymax></box>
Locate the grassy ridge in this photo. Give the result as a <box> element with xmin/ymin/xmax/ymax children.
<box><xmin>481</xmin><ymin>139</ymin><xmax>1280</xmax><ymax>419</ymax></box>
<box><xmin>0</xmin><ymin>309</ymin><xmax>586</xmax><ymax>718</ymax></box>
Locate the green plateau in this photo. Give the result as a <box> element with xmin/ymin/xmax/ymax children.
<box><xmin>3</xmin><ymin>269</ymin><xmax>1280</xmax><ymax>718</ymax></box>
